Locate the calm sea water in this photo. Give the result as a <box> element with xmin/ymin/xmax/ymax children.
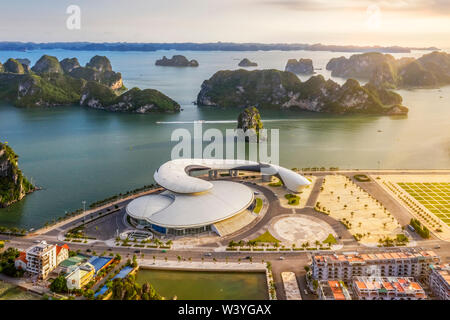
<box><xmin>0</xmin><ymin>49</ymin><xmax>449</xmax><ymax>228</ymax></box>
<box><xmin>135</xmin><ymin>269</ymin><xmax>268</xmax><ymax>300</ymax></box>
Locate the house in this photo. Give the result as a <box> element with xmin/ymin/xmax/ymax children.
<box><xmin>56</xmin><ymin>244</ymin><xmax>69</xmax><ymax>265</ymax></box>
<box><xmin>14</xmin><ymin>251</ymin><xmax>28</xmax><ymax>270</ymax></box>
<box><xmin>65</xmin><ymin>262</ymin><xmax>95</xmax><ymax>290</ymax></box>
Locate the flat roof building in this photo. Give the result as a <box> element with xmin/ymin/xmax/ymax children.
<box><xmin>311</xmin><ymin>249</ymin><xmax>440</xmax><ymax>281</ymax></box>
<box><xmin>429</xmin><ymin>264</ymin><xmax>450</xmax><ymax>300</ymax></box>
<box><xmin>317</xmin><ymin>280</ymin><xmax>352</xmax><ymax>300</ymax></box>
<box><xmin>352</xmin><ymin>276</ymin><xmax>426</xmax><ymax>300</ymax></box>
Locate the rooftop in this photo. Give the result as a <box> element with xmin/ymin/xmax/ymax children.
<box><xmin>319</xmin><ymin>280</ymin><xmax>352</xmax><ymax>300</ymax></box>
<box><xmin>313</xmin><ymin>249</ymin><xmax>439</xmax><ymax>265</ymax></box>
<box><xmin>430</xmin><ymin>264</ymin><xmax>450</xmax><ymax>287</ymax></box>
<box><xmin>353</xmin><ymin>276</ymin><xmax>426</xmax><ymax>297</ymax></box>
<box><xmin>26</xmin><ymin>241</ymin><xmax>54</xmax><ymax>255</ymax></box>
<box><xmin>127</xmin><ymin>180</ymin><xmax>254</xmax><ymax>228</ymax></box>
<box><xmin>59</xmin><ymin>254</ymin><xmax>89</xmax><ymax>269</ymax></box>
<box><xmin>153</xmin><ymin>158</ymin><xmax>310</xmax><ymax>194</ymax></box>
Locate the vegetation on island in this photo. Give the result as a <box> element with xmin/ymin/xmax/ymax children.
<box><xmin>237</xmin><ymin>106</ymin><xmax>263</xmax><ymax>140</ymax></box>
<box><xmin>326</xmin><ymin>51</ymin><xmax>450</xmax><ymax>89</ymax></box>
<box><xmin>238</xmin><ymin>58</ymin><xmax>258</xmax><ymax>67</ymax></box>
<box><xmin>0</xmin><ymin>55</ymin><xmax>180</xmax><ymax>113</ymax></box>
<box><xmin>0</xmin><ymin>42</ymin><xmax>436</xmax><ymax>53</ymax></box>
<box><xmin>155</xmin><ymin>55</ymin><xmax>198</xmax><ymax>67</ymax></box>
<box><xmin>197</xmin><ymin>69</ymin><xmax>408</xmax><ymax>115</ymax></box>
<box><xmin>285</xmin><ymin>58</ymin><xmax>314</xmax><ymax>74</ymax></box>
<box><xmin>0</xmin><ymin>142</ymin><xmax>34</xmax><ymax>207</ymax></box>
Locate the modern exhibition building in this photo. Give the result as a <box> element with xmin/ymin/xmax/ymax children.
<box><xmin>126</xmin><ymin>159</ymin><xmax>310</xmax><ymax>236</ymax></box>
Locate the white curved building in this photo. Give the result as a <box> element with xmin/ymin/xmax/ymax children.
<box><xmin>154</xmin><ymin>158</ymin><xmax>310</xmax><ymax>193</ymax></box>
<box><xmin>127</xmin><ymin>159</ymin><xmax>310</xmax><ymax>236</ymax></box>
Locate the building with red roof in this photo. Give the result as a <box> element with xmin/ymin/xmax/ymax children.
<box><xmin>311</xmin><ymin>249</ymin><xmax>440</xmax><ymax>281</ymax></box>
<box><xmin>352</xmin><ymin>276</ymin><xmax>426</xmax><ymax>300</ymax></box>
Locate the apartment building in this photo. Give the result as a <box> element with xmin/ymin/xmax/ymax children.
<box><xmin>25</xmin><ymin>241</ymin><xmax>57</xmax><ymax>279</ymax></box>
<box><xmin>429</xmin><ymin>264</ymin><xmax>450</xmax><ymax>300</ymax></box>
<box><xmin>16</xmin><ymin>241</ymin><xmax>70</xmax><ymax>279</ymax></box>
<box><xmin>317</xmin><ymin>280</ymin><xmax>352</xmax><ymax>300</ymax></box>
<box><xmin>352</xmin><ymin>276</ymin><xmax>426</xmax><ymax>300</ymax></box>
<box><xmin>311</xmin><ymin>249</ymin><xmax>440</xmax><ymax>281</ymax></box>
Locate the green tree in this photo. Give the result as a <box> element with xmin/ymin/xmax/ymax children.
<box><xmin>50</xmin><ymin>275</ymin><xmax>68</xmax><ymax>293</ymax></box>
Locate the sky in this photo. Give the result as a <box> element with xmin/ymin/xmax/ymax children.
<box><xmin>1</xmin><ymin>0</ymin><xmax>449</xmax><ymax>48</ymax></box>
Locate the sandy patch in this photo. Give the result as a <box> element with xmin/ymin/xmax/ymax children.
<box><xmin>316</xmin><ymin>175</ymin><xmax>402</xmax><ymax>244</ymax></box>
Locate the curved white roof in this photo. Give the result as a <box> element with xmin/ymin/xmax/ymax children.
<box><xmin>126</xmin><ymin>181</ymin><xmax>254</xmax><ymax>228</ymax></box>
<box><xmin>154</xmin><ymin>158</ymin><xmax>310</xmax><ymax>193</ymax></box>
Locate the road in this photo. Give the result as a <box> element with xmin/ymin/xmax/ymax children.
<box><xmin>2</xmin><ymin>170</ymin><xmax>449</xmax><ymax>299</ymax></box>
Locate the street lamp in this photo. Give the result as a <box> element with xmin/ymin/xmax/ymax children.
<box><xmin>82</xmin><ymin>200</ymin><xmax>86</xmax><ymax>213</ymax></box>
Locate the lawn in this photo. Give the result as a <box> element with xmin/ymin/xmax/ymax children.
<box><xmin>398</xmin><ymin>182</ymin><xmax>450</xmax><ymax>227</ymax></box>
<box><xmin>254</xmin><ymin>198</ymin><xmax>263</xmax><ymax>214</ymax></box>
<box><xmin>284</xmin><ymin>194</ymin><xmax>300</xmax><ymax>205</ymax></box>
<box><xmin>251</xmin><ymin>231</ymin><xmax>280</xmax><ymax>243</ymax></box>
<box><xmin>322</xmin><ymin>234</ymin><xmax>337</xmax><ymax>245</ymax></box>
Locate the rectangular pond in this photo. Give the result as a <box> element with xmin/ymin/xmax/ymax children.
<box><xmin>135</xmin><ymin>269</ymin><xmax>268</xmax><ymax>300</ymax></box>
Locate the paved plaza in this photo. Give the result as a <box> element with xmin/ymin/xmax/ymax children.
<box><xmin>270</xmin><ymin>215</ymin><xmax>337</xmax><ymax>245</ymax></box>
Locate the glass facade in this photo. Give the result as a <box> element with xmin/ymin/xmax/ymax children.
<box><xmin>131</xmin><ymin>217</ymin><xmax>212</xmax><ymax>235</ymax></box>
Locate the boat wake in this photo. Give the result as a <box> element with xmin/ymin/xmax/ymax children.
<box><xmin>156</xmin><ymin>119</ymin><xmax>300</xmax><ymax>124</ymax></box>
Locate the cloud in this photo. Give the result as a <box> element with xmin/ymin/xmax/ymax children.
<box><xmin>261</xmin><ymin>0</ymin><xmax>450</xmax><ymax>15</ymax></box>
